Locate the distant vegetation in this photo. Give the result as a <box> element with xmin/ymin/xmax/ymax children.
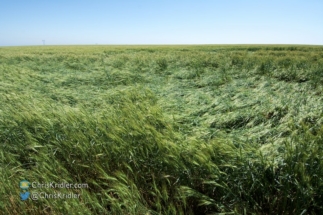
<box><xmin>1</xmin><ymin>45</ymin><xmax>323</xmax><ymax>214</ymax></box>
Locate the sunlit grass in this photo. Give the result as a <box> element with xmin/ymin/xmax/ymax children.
<box><xmin>0</xmin><ymin>45</ymin><xmax>323</xmax><ymax>214</ymax></box>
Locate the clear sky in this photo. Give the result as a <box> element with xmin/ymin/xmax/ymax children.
<box><xmin>1</xmin><ymin>0</ymin><xmax>322</xmax><ymax>46</ymax></box>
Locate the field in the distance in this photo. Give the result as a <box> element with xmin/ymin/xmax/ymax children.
<box><xmin>1</xmin><ymin>45</ymin><xmax>323</xmax><ymax>214</ymax></box>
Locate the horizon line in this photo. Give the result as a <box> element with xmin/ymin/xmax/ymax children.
<box><xmin>1</xmin><ymin>43</ymin><xmax>323</xmax><ymax>48</ymax></box>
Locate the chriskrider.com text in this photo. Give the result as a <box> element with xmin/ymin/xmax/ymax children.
<box><xmin>32</xmin><ymin>182</ymin><xmax>88</xmax><ymax>189</ymax></box>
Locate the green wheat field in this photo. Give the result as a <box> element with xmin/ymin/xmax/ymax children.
<box><xmin>1</xmin><ymin>45</ymin><xmax>323</xmax><ymax>214</ymax></box>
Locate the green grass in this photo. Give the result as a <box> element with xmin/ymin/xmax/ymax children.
<box><xmin>1</xmin><ymin>45</ymin><xmax>323</xmax><ymax>214</ymax></box>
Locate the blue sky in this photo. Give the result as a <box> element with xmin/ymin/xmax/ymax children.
<box><xmin>1</xmin><ymin>0</ymin><xmax>322</xmax><ymax>46</ymax></box>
